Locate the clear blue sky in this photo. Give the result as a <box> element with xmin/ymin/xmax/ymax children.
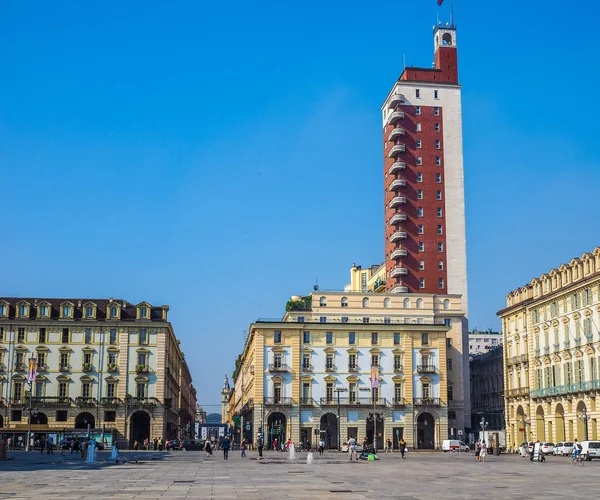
<box><xmin>1</xmin><ymin>1</ymin><xmax>599</xmax><ymax>406</ymax></box>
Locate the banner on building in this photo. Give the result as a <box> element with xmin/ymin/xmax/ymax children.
<box><xmin>27</xmin><ymin>358</ymin><xmax>37</xmax><ymax>383</ymax></box>
<box><xmin>370</xmin><ymin>366</ymin><xmax>379</xmax><ymax>388</ymax></box>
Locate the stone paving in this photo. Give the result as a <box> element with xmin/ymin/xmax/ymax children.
<box><xmin>0</xmin><ymin>449</ymin><xmax>598</xmax><ymax>499</ymax></box>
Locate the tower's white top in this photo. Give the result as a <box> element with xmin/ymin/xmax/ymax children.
<box><xmin>433</xmin><ymin>24</ymin><xmax>457</xmax><ymax>51</ymax></box>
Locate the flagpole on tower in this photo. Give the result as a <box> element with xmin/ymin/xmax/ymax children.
<box><xmin>451</xmin><ymin>0</ymin><xmax>455</xmax><ymax>27</ymax></box>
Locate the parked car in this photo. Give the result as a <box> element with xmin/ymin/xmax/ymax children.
<box><xmin>179</xmin><ymin>440</ymin><xmax>203</xmax><ymax>451</ymax></box>
<box><xmin>553</xmin><ymin>442</ymin><xmax>574</xmax><ymax>456</ymax></box>
<box><xmin>581</xmin><ymin>440</ymin><xmax>600</xmax><ymax>460</ymax></box>
<box><xmin>540</xmin><ymin>442</ymin><xmax>554</xmax><ymax>454</ymax></box>
<box><xmin>341</xmin><ymin>441</ymin><xmax>364</xmax><ymax>453</ymax></box>
<box><xmin>442</xmin><ymin>440</ymin><xmax>470</xmax><ymax>452</ymax></box>
<box><xmin>166</xmin><ymin>439</ymin><xmax>181</xmax><ymax>451</ymax></box>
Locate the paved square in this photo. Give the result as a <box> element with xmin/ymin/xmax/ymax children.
<box><xmin>0</xmin><ymin>449</ymin><xmax>597</xmax><ymax>499</ymax></box>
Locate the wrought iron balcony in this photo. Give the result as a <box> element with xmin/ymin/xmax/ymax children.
<box><xmin>417</xmin><ymin>365</ymin><xmax>437</xmax><ymax>373</ymax></box>
<box><xmin>268</xmin><ymin>364</ymin><xmax>290</xmax><ymax>373</ymax></box>
<box><xmin>75</xmin><ymin>397</ymin><xmax>98</xmax><ymax>406</ymax></box>
<box><xmin>59</xmin><ymin>365</ymin><xmax>70</xmax><ymax>372</ymax></box>
<box><xmin>15</xmin><ymin>364</ymin><xmax>26</xmax><ymax>372</ymax></box>
<box><xmin>325</xmin><ymin>365</ymin><xmax>335</xmax><ymax>372</ymax></box>
<box><xmin>393</xmin><ymin>365</ymin><xmax>404</xmax><ymax>373</ymax></box>
<box><xmin>299</xmin><ymin>397</ymin><xmax>315</xmax><ymax>405</ymax></box>
<box><xmin>387</xmin><ymin>127</ymin><xmax>405</xmax><ymax>142</ymax></box>
<box><xmin>389</xmin><ymin>178</ymin><xmax>407</xmax><ymax>191</ymax></box>
<box><xmin>387</xmin><ymin>110</ymin><xmax>405</xmax><ymax>124</ymax></box>
<box><xmin>348</xmin><ymin>365</ymin><xmax>358</xmax><ymax>373</ymax></box>
<box><xmin>391</xmin><ymin>286</ymin><xmax>408</xmax><ymax>293</ymax></box>
<box><xmin>301</xmin><ymin>364</ymin><xmax>312</xmax><ymax>372</ymax></box>
<box><xmin>390</xmin><ymin>230</ymin><xmax>407</xmax><ymax>242</ymax></box>
<box><xmin>101</xmin><ymin>397</ymin><xmax>122</xmax><ymax>406</ymax></box>
<box><xmin>107</xmin><ymin>364</ymin><xmax>119</xmax><ymax>373</ymax></box>
<box><xmin>36</xmin><ymin>364</ymin><xmax>48</xmax><ymax>372</ymax></box>
<box><xmin>125</xmin><ymin>397</ymin><xmax>159</xmax><ymax>407</ymax></box>
<box><xmin>388</xmin><ymin>94</ymin><xmax>405</xmax><ymax>108</ymax></box>
<box><xmin>30</xmin><ymin>396</ymin><xmax>73</xmax><ymax>406</ymax></box>
<box><xmin>388</xmin><ymin>144</ymin><xmax>406</xmax><ymax>157</ymax></box>
<box><xmin>391</xmin><ymin>398</ymin><xmax>406</xmax><ymax>406</ymax></box>
<box><xmin>320</xmin><ymin>397</ymin><xmax>336</xmax><ymax>405</ymax></box>
<box><xmin>373</xmin><ymin>278</ymin><xmax>386</xmax><ymax>292</ymax></box>
<box><xmin>390</xmin><ymin>267</ymin><xmax>408</xmax><ymax>279</ymax></box>
<box><xmin>413</xmin><ymin>397</ymin><xmax>441</xmax><ymax>406</ymax></box>
<box><xmin>136</xmin><ymin>365</ymin><xmax>150</xmax><ymax>374</ymax></box>
<box><xmin>388</xmin><ymin>161</ymin><xmax>406</xmax><ymax>175</ymax></box>
<box><xmin>265</xmin><ymin>397</ymin><xmax>293</xmax><ymax>405</ymax></box>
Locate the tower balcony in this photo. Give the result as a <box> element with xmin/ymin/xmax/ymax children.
<box><xmin>391</xmin><ymin>286</ymin><xmax>408</xmax><ymax>293</ymax></box>
<box><xmin>390</xmin><ymin>231</ymin><xmax>407</xmax><ymax>243</ymax></box>
<box><xmin>390</xmin><ymin>267</ymin><xmax>408</xmax><ymax>279</ymax></box>
<box><xmin>387</xmin><ymin>111</ymin><xmax>405</xmax><ymax>125</ymax></box>
<box><xmin>388</xmin><ymin>144</ymin><xmax>406</xmax><ymax>158</ymax></box>
<box><xmin>387</xmin><ymin>127</ymin><xmax>405</xmax><ymax>142</ymax></box>
<box><xmin>388</xmin><ymin>179</ymin><xmax>406</xmax><ymax>191</ymax></box>
<box><xmin>390</xmin><ymin>248</ymin><xmax>408</xmax><ymax>260</ymax></box>
<box><xmin>388</xmin><ymin>161</ymin><xmax>406</xmax><ymax>175</ymax></box>
<box><xmin>388</xmin><ymin>94</ymin><xmax>405</xmax><ymax>108</ymax></box>
<box><xmin>389</xmin><ymin>196</ymin><xmax>407</xmax><ymax>209</ymax></box>
<box><xmin>389</xmin><ymin>213</ymin><xmax>407</xmax><ymax>226</ymax></box>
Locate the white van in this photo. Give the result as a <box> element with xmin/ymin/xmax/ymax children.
<box><xmin>581</xmin><ymin>441</ymin><xmax>600</xmax><ymax>460</ymax></box>
<box><xmin>442</xmin><ymin>440</ymin><xmax>469</xmax><ymax>452</ymax></box>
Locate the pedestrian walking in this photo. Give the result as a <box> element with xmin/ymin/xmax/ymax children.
<box><xmin>222</xmin><ymin>436</ymin><xmax>230</xmax><ymax>460</ymax></box>
<box><xmin>399</xmin><ymin>437</ymin><xmax>407</xmax><ymax>459</ymax></box>
<box><xmin>386</xmin><ymin>438</ymin><xmax>393</xmax><ymax>454</ymax></box>
<box><xmin>204</xmin><ymin>439</ymin><xmax>212</xmax><ymax>457</ymax></box>
<box><xmin>480</xmin><ymin>441</ymin><xmax>488</xmax><ymax>462</ymax></box>
<box><xmin>153</xmin><ymin>438</ymin><xmax>158</xmax><ymax>451</ymax></box>
<box><xmin>348</xmin><ymin>436</ymin><xmax>358</xmax><ymax>461</ymax></box>
<box><xmin>158</xmin><ymin>438</ymin><xmax>163</xmax><ymax>451</ymax></box>
<box><xmin>273</xmin><ymin>438</ymin><xmax>278</xmax><ymax>452</ymax></box>
<box><xmin>257</xmin><ymin>436</ymin><xmax>264</xmax><ymax>459</ymax></box>
<box><xmin>241</xmin><ymin>438</ymin><xmax>247</xmax><ymax>457</ymax></box>
<box><xmin>318</xmin><ymin>438</ymin><xmax>325</xmax><ymax>456</ymax></box>
<box><xmin>475</xmin><ymin>440</ymin><xmax>481</xmax><ymax>462</ymax></box>
<box><xmin>47</xmin><ymin>436</ymin><xmax>54</xmax><ymax>454</ymax></box>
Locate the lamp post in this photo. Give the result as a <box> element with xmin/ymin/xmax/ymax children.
<box><xmin>335</xmin><ymin>387</ymin><xmax>347</xmax><ymax>451</ymax></box>
<box><xmin>25</xmin><ymin>357</ymin><xmax>38</xmax><ymax>452</ymax></box>
<box><xmin>520</xmin><ymin>414</ymin><xmax>530</xmax><ymax>444</ymax></box>
<box><xmin>578</xmin><ymin>408</ymin><xmax>590</xmax><ymax>442</ymax></box>
<box><xmin>480</xmin><ymin>417</ymin><xmax>489</xmax><ymax>447</ymax></box>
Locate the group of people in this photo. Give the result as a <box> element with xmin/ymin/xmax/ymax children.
<box><xmin>475</xmin><ymin>440</ymin><xmax>488</xmax><ymax>462</ymax></box>
<box><xmin>132</xmin><ymin>438</ymin><xmax>165</xmax><ymax>451</ymax></box>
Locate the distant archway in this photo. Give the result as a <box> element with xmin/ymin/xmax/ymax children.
<box><xmin>576</xmin><ymin>401</ymin><xmax>587</xmax><ymax>441</ymax></box>
<box><xmin>75</xmin><ymin>412</ymin><xmax>95</xmax><ymax>429</ymax></box>
<box><xmin>0</xmin><ymin>415</ymin><xmax>4</xmax><ymax>428</ymax></box>
<box><xmin>267</xmin><ymin>412</ymin><xmax>286</xmax><ymax>450</ymax></box>
<box><xmin>516</xmin><ymin>405</ymin><xmax>525</xmax><ymax>444</ymax></box>
<box><xmin>130</xmin><ymin>411</ymin><xmax>151</xmax><ymax>447</ymax></box>
<box><xmin>320</xmin><ymin>413</ymin><xmax>338</xmax><ymax>450</ymax></box>
<box><xmin>417</xmin><ymin>412</ymin><xmax>435</xmax><ymax>449</ymax></box>
<box><xmin>536</xmin><ymin>406</ymin><xmax>545</xmax><ymax>441</ymax></box>
<box><xmin>555</xmin><ymin>404</ymin><xmax>565</xmax><ymax>442</ymax></box>
<box><xmin>30</xmin><ymin>412</ymin><xmax>48</xmax><ymax>425</ymax></box>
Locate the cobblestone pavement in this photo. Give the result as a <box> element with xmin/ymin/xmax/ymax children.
<box><xmin>0</xmin><ymin>449</ymin><xmax>598</xmax><ymax>499</ymax></box>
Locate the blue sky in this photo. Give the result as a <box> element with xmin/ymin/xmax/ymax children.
<box><xmin>1</xmin><ymin>0</ymin><xmax>599</xmax><ymax>406</ymax></box>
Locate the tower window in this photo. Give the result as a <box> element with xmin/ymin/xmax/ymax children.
<box><xmin>434</xmin><ymin>107</ymin><xmax>440</xmax><ymax>116</ymax></box>
<box><xmin>435</xmin><ymin>140</ymin><xmax>441</xmax><ymax>149</ymax></box>
<box><xmin>436</xmin><ymin>156</ymin><xmax>441</xmax><ymax>166</ymax></box>
<box><xmin>437</xmin><ymin>225</ymin><xmax>443</xmax><ymax>235</ymax></box>
<box><xmin>417</xmin><ymin>173</ymin><xmax>423</xmax><ymax>183</ymax></box>
<box><xmin>418</xmin><ymin>207</ymin><xmax>423</xmax><ymax>217</ymax></box>
<box><xmin>416</xmin><ymin>155</ymin><xmax>422</xmax><ymax>165</ymax></box>
<box><xmin>437</xmin><ymin>208</ymin><xmax>443</xmax><ymax>217</ymax></box>
<box><xmin>417</xmin><ymin>190</ymin><xmax>423</xmax><ymax>200</ymax></box>
<box><xmin>416</xmin><ymin>122</ymin><xmax>422</xmax><ymax>132</ymax></box>
<box><xmin>415</xmin><ymin>89</ymin><xmax>421</xmax><ymax>98</ymax></box>
<box><xmin>436</xmin><ymin>190</ymin><xmax>442</xmax><ymax>200</ymax></box>
<box><xmin>439</xmin><ymin>278</ymin><xmax>445</xmax><ymax>289</ymax></box>
<box><xmin>434</xmin><ymin>90</ymin><xmax>439</xmax><ymax>99</ymax></box>
<box><xmin>438</xmin><ymin>260</ymin><xmax>444</xmax><ymax>271</ymax></box>
<box><xmin>438</xmin><ymin>243</ymin><xmax>444</xmax><ymax>252</ymax></box>
<box><xmin>436</xmin><ymin>173</ymin><xmax>442</xmax><ymax>183</ymax></box>
<box><xmin>416</xmin><ymin>140</ymin><xmax>422</xmax><ymax>149</ymax></box>
<box><xmin>419</xmin><ymin>242</ymin><xmax>424</xmax><ymax>252</ymax></box>
<box><xmin>419</xmin><ymin>278</ymin><xmax>425</xmax><ymax>289</ymax></box>
<box><xmin>419</xmin><ymin>260</ymin><xmax>425</xmax><ymax>271</ymax></box>
<box><xmin>434</xmin><ymin>123</ymin><xmax>440</xmax><ymax>132</ymax></box>
<box><xmin>418</xmin><ymin>224</ymin><xmax>424</xmax><ymax>235</ymax></box>
<box><xmin>416</xmin><ymin>106</ymin><xmax>421</xmax><ymax>116</ymax></box>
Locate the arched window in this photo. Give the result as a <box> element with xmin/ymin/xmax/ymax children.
<box><xmin>403</xmin><ymin>298</ymin><xmax>410</xmax><ymax>309</ymax></box>
<box><xmin>341</xmin><ymin>297</ymin><xmax>348</xmax><ymax>308</ymax></box>
<box><xmin>384</xmin><ymin>298</ymin><xmax>391</xmax><ymax>309</ymax></box>
<box><xmin>141</xmin><ymin>307</ymin><xmax>147</xmax><ymax>318</ymax></box>
<box><xmin>442</xmin><ymin>32</ymin><xmax>453</xmax><ymax>45</ymax></box>
<box><xmin>443</xmin><ymin>299</ymin><xmax>450</xmax><ymax>310</ymax></box>
<box><xmin>416</xmin><ymin>299</ymin><xmax>423</xmax><ymax>309</ymax></box>
<box><xmin>362</xmin><ymin>298</ymin><xmax>369</xmax><ymax>308</ymax></box>
<box><xmin>319</xmin><ymin>297</ymin><xmax>327</xmax><ymax>307</ymax></box>
<box><xmin>110</xmin><ymin>306</ymin><xmax>117</xmax><ymax>318</ymax></box>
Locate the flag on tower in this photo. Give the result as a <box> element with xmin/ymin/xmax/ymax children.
<box><xmin>437</xmin><ymin>0</ymin><xmax>444</xmax><ymax>5</ymax></box>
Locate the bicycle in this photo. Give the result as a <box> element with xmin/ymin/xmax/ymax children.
<box><xmin>571</xmin><ymin>454</ymin><xmax>585</xmax><ymax>466</ymax></box>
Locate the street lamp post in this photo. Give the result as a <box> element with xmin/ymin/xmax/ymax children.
<box><xmin>335</xmin><ymin>387</ymin><xmax>347</xmax><ymax>451</ymax></box>
<box><xmin>25</xmin><ymin>357</ymin><xmax>38</xmax><ymax>452</ymax></box>
<box><xmin>579</xmin><ymin>408</ymin><xmax>590</xmax><ymax>441</ymax></box>
<box><xmin>520</xmin><ymin>414</ymin><xmax>530</xmax><ymax>444</ymax></box>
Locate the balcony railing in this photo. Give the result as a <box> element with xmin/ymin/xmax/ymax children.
<box><xmin>136</xmin><ymin>365</ymin><xmax>150</xmax><ymax>374</ymax></box>
<box><xmin>387</xmin><ymin>127</ymin><xmax>405</xmax><ymax>142</ymax></box>
<box><xmin>417</xmin><ymin>365</ymin><xmax>437</xmax><ymax>373</ymax></box>
<box><xmin>75</xmin><ymin>397</ymin><xmax>98</xmax><ymax>406</ymax></box>
<box><xmin>388</xmin><ymin>179</ymin><xmax>406</xmax><ymax>192</ymax></box>
<box><xmin>348</xmin><ymin>365</ymin><xmax>358</xmax><ymax>373</ymax></box>
<box><xmin>388</xmin><ymin>161</ymin><xmax>406</xmax><ymax>175</ymax></box>
<box><xmin>388</xmin><ymin>144</ymin><xmax>406</xmax><ymax>157</ymax></box>
<box><xmin>518</xmin><ymin>354</ymin><xmax>527</xmax><ymax>363</ymax></box>
<box><xmin>390</xmin><ymin>248</ymin><xmax>408</xmax><ymax>260</ymax></box>
<box><xmin>388</xmin><ymin>94</ymin><xmax>405</xmax><ymax>109</ymax></box>
<box><xmin>299</xmin><ymin>398</ymin><xmax>315</xmax><ymax>405</ymax></box>
<box><xmin>37</xmin><ymin>364</ymin><xmax>48</xmax><ymax>372</ymax></box>
<box><xmin>264</xmin><ymin>397</ymin><xmax>293</xmax><ymax>405</ymax></box>
<box><xmin>393</xmin><ymin>365</ymin><xmax>404</xmax><ymax>373</ymax></box>
<box><xmin>268</xmin><ymin>364</ymin><xmax>290</xmax><ymax>373</ymax></box>
<box><xmin>390</xmin><ymin>267</ymin><xmax>408</xmax><ymax>278</ymax></box>
<box><xmin>82</xmin><ymin>364</ymin><xmax>93</xmax><ymax>372</ymax></box>
<box><xmin>325</xmin><ymin>365</ymin><xmax>335</xmax><ymax>372</ymax></box>
<box><xmin>507</xmin><ymin>387</ymin><xmax>530</xmax><ymax>397</ymax></box>
<box><xmin>413</xmin><ymin>398</ymin><xmax>441</xmax><ymax>406</ymax></box>
<box><xmin>15</xmin><ymin>364</ymin><xmax>26</xmax><ymax>371</ymax></box>
<box><xmin>301</xmin><ymin>364</ymin><xmax>312</xmax><ymax>372</ymax></box>
<box><xmin>391</xmin><ymin>398</ymin><xmax>406</xmax><ymax>406</ymax></box>
<box><xmin>107</xmin><ymin>364</ymin><xmax>119</xmax><ymax>373</ymax></box>
<box><xmin>389</xmin><ymin>213</ymin><xmax>407</xmax><ymax>226</ymax></box>
<box><xmin>320</xmin><ymin>397</ymin><xmax>336</xmax><ymax>405</ymax></box>
<box><xmin>390</xmin><ymin>230</ymin><xmax>407</xmax><ymax>242</ymax></box>
<box><xmin>101</xmin><ymin>397</ymin><xmax>122</xmax><ymax>406</ymax></box>
<box><xmin>387</xmin><ymin>110</ymin><xmax>405</xmax><ymax>124</ymax></box>
<box><xmin>125</xmin><ymin>397</ymin><xmax>159</xmax><ymax>407</ymax></box>
<box><xmin>59</xmin><ymin>365</ymin><xmax>70</xmax><ymax>372</ymax></box>
<box><xmin>30</xmin><ymin>396</ymin><xmax>73</xmax><ymax>406</ymax></box>
<box><xmin>391</xmin><ymin>286</ymin><xmax>408</xmax><ymax>294</ymax></box>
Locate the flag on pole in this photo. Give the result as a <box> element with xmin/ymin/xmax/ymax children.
<box><xmin>27</xmin><ymin>357</ymin><xmax>38</xmax><ymax>383</ymax></box>
<box><xmin>437</xmin><ymin>0</ymin><xmax>444</xmax><ymax>5</ymax></box>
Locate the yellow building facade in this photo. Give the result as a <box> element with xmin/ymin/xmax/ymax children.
<box><xmin>499</xmin><ymin>248</ymin><xmax>600</xmax><ymax>449</ymax></box>
<box><xmin>228</xmin><ymin>290</ymin><xmax>469</xmax><ymax>450</ymax></box>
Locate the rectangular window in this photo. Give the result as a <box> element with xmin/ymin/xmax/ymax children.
<box><xmin>436</xmin><ymin>190</ymin><xmax>442</xmax><ymax>200</ymax></box>
<box><xmin>85</xmin><ymin>328</ymin><xmax>92</xmax><ymax>344</ymax></box>
<box><xmin>39</xmin><ymin>328</ymin><xmax>46</xmax><ymax>344</ymax></box>
<box><xmin>419</xmin><ymin>260</ymin><xmax>425</xmax><ymax>270</ymax></box>
<box><xmin>56</xmin><ymin>410</ymin><xmax>68</xmax><ymax>422</ymax></box>
<box><xmin>421</xmin><ymin>333</ymin><xmax>429</xmax><ymax>346</ymax></box>
<box><xmin>575</xmin><ymin>360</ymin><xmax>584</xmax><ymax>383</ymax></box>
<box><xmin>107</xmin><ymin>382</ymin><xmax>116</xmax><ymax>398</ymax></box>
<box><xmin>448</xmin><ymin>386</ymin><xmax>454</xmax><ymax>401</ymax></box>
<box><xmin>417</xmin><ymin>190</ymin><xmax>423</xmax><ymax>200</ymax></box>
<box><xmin>59</xmin><ymin>382</ymin><xmax>67</xmax><ymax>398</ymax></box>
<box><xmin>297</xmin><ymin>316</ymin><xmax>305</xmax><ymax>323</ymax></box>
<box><xmin>83</xmin><ymin>353</ymin><xmax>91</xmax><ymax>366</ymax></box>
<box><xmin>320</xmin><ymin>316</ymin><xmax>327</xmax><ymax>323</ymax></box>
<box><xmin>419</xmin><ymin>242</ymin><xmax>424</xmax><ymax>252</ymax></box>
<box><xmin>36</xmin><ymin>352</ymin><xmax>46</xmax><ymax>370</ymax></box>
<box><xmin>419</xmin><ymin>278</ymin><xmax>425</xmax><ymax>289</ymax></box>
<box><xmin>439</xmin><ymin>278</ymin><xmax>445</xmax><ymax>289</ymax></box>
<box><xmin>415</xmin><ymin>89</ymin><xmax>420</xmax><ymax>98</ymax></box>
<box><xmin>416</xmin><ymin>122</ymin><xmax>422</xmax><ymax>131</ymax></box>
<box><xmin>435</xmin><ymin>140</ymin><xmax>441</xmax><ymax>149</ymax></box>
<box><xmin>273</xmin><ymin>354</ymin><xmax>282</xmax><ymax>369</ymax></box>
<box><xmin>15</xmin><ymin>352</ymin><xmax>23</xmax><ymax>369</ymax></box>
<box><xmin>384</xmin><ymin>316</ymin><xmax>391</xmax><ymax>324</ymax></box>
<box><xmin>417</xmin><ymin>155</ymin><xmax>422</xmax><ymax>165</ymax></box>
<box><xmin>62</xmin><ymin>328</ymin><xmax>69</xmax><ymax>344</ymax></box>
<box><xmin>418</xmin><ymin>207</ymin><xmax>423</xmax><ymax>217</ymax></box>
<box><xmin>363</xmin><ymin>317</ymin><xmax>369</xmax><ymax>324</ymax></box>
<box><xmin>139</xmin><ymin>329</ymin><xmax>147</xmax><ymax>345</ymax></box>
<box><xmin>416</xmin><ymin>106</ymin><xmax>421</xmax><ymax>115</ymax></box>
<box><xmin>437</xmin><ymin>207</ymin><xmax>442</xmax><ymax>217</ymax></box>
<box><xmin>434</xmin><ymin>123</ymin><xmax>440</xmax><ymax>132</ymax></box>
<box><xmin>371</xmin><ymin>354</ymin><xmax>379</xmax><ymax>366</ymax></box>
<box><xmin>434</xmin><ymin>90</ymin><xmax>439</xmax><ymax>99</ymax></box>
<box><xmin>394</xmin><ymin>333</ymin><xmax>401</xmax><ymax>345</ymax></box>
<box><xmin>447</xmin><ymin>338</ymin><xmax>452</xmax><ymax>347</ymax></box>
<box><xmin>394</xmin><ymin>355</ymin><xmax>402</xmax><ymax>370</ymax></box>
<box><xmin>417</xmin><ymin>173</ymin><xmax>423</xmax><ymax>182</ymax></box>
<box><xmin>394</xmin><ymin>383</ymin><xmax>403</xmax><ymax>402</ymax></box>
<box><xmin>35</xmin><ymin>381</ymin><xmax>44</xmax><ymax>398</ymax></box>
<box><xmin>302</xmin><ymin>382</ymin><xmax>310</xmax><ymax>402</ymax></box>
<box><xmin>82</xmin><ymin>383</ymin><xmax>91</xmax><ymax>398</ymax></box>
<box><xmin>371</xmin><ymin>332</ymin><xmax>378</xmax><ymax>345</ymax></box>
<box><xmin>349</xmin><ymin>354</ymin><xmax>357</xmax><ymax>371</ymax></box>
<box><xmin>302</xmin><ymin>354</ymin><xmax>311</xmax><ymax>370</ymax></box>
<box><xmin>436</xmin><ymin>156</ymin><xmax>441</xmax><ymax>166</ymax></box>
<box><xmin>349</xmin><ymin>332</ymin><xmax>356</xmax><ymax>344</ymax></box>
<box><xmin>416</xmin><ymin>139</ymin><xmax>422</xmax><ymax>148</ymax></box>
<box><xmin>273</xmin><ymin>382</ymin><xmax>282</xmax><ymax>403</ymax></box>
<box><xmin>274</xmin><ymin>331</ymin><xmax>282</xmax><ymax>343</ymax></box>
<box><xmin>137</xmin><ymin>353</ymin><xmax>147</xmax><ymax>367</ymax></box>
<box><xmin>444</xmin><ymin>318</ymin><xmax>451</xmax><ymax>327</ymax></box>
<box><xmin>60</xmin><ymin>352</ymin><xmax>68</xmax><ymax>369</ymax></box>
<box><xmin>434</xmin><ymin>106</ymin><xmax>440</xmax><ymax>116</ymax></box>
<box><xmin>342</xmin><ymin>316</ymin><xmax>349</xmax><ymax>323</ymax></box>
<box><xmin>437</xmin><ymin>225</ymin><xmax>443</xmax><ymax>235</ymax></box>
<box><xmin>17</xmin><ymin>328</ymin><xmax>25</xmax><ymax>343</ymax></box>
<box><xmin>349</xmin><ymin>382</ymin><xmax>357</xmax><ymax>402</ymax></box>
<box><xmin>326</xmin><ymin>331</ymin><xmax>333</xmax><ymax>344</ymax></box>
<box><xmin>136</xmin><ymin>383</ymin><xmax>146</xmax><ymax>399</ymax></box>
<box><xmin>104</xmin><ymin>411</ymin><xmax>116</xmax><ymax>422</ymax></box>
<box><xmin>418</xmin><ymin>224</ymin><xmax>424</xmax><ymax>234</ymax></box>
<box><xmin>438</xmin><ymin>260</ymin><xmax>444</xmax><ymax>271</ymax></box>
<box><xmin>325</xmin><ymin>354</ymin><xmax>334</xmax><ymax>370</ymax></box>
<box><xmin>565</xmin><ymin>364</ymin><xmax>573</xmax><ymax>385</ymax></box>
<box><xmin>326</xmin><ymin>382</ymin><xmax>334</xmax><ymax>402</ymax></box>
<box><xmin>438</xmin><ymin>243</ymin><xmax>444</xmax><ymax>252</ymax></box>
<box><xmin>436</xmin><ymin>173</ymin><xmax>442</xmax><ymax>183</ymax></box>
<box><xmin>0</xmin><ymin>327</ymin><xmax>3</xmax><ymax>342</ymax></box>
<box><xmin>110</xmin><ymin>329</ymin><xmax>117</xmax><ymax>345</ymax></box>
<box><xmin>422</xmin><ymin>383</ymin><xmax>430</xmax><ymax>399</ymax></box>
<box><xmin>303</xmin><ymin>331</ymin><xmax>310</xmax><ymax>344</ymax></box>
